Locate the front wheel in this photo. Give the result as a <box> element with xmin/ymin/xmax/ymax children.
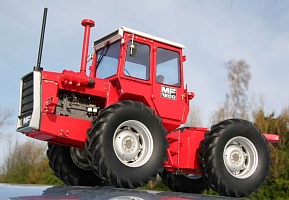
<box><xmin>47</xmin><ymin>143</ymin><xmax>103</xmax><ymax>186</ymax></box>
<box><xmin>200</xmin><ymin>119</ymin><xmax>271</xmax><ymax>197</ymax></box>
<box><xmin>86</xmin><ymin>100</ymin><xmax>168</xmax><ymax>188</ymax></box>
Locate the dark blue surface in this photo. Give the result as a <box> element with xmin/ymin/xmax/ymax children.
<box><xmin>0</xmin><ymin>184</ymin><xmax>240</xmax><ymax>200</ymax></box>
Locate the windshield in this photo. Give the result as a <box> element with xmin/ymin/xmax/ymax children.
<box><xmin>96</xmin><ymin>41</ymin><xmax>120</xmax><ymax>79</ymax></box>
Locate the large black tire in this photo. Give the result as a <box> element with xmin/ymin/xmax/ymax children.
<box><xmin>85</xmin><ymin>100</ymin><xmax>168</xmax><ymax>188</ymax></box>
<box><xmin>160</xmin><ymin>169</ymin><xmax>209</xmax><ymax>193</ymax></box>
<box><xmin>200</xmin><ymin>119</ymin><xmax>271</xmax><ymax>197</ymax></box>
<box><xmin>47</xmin><ymin>143</ymin><xmax>103</xmax><ymax>186</ymax></box>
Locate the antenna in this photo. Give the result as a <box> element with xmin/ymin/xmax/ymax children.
<box><xmin>34</xmin><ymin>7</ymin><xmax>48</xmax><ymax>71</ymax></box>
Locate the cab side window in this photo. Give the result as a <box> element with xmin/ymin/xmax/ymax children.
<box><xmin>156</xmin><ymin>48</ymin><xmax>181</xmax><ymax>87</ymax></box>
<box><xmin>124</xmin><ymin>41</ymin><xmax>150</xmax><ymax>80</ymax></box>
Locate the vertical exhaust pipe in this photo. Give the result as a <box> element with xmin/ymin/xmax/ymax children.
<box><xmin>80</xmin><ymin>19</ymin><xmax>95</xmax><ymax>74</ymax></box>
<box><xmin>34</xmin><ymin>7</ymin><xmax>48</xmax><ymax>71</ymax></box>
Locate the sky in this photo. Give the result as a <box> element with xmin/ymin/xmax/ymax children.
<box><xmin>0</xmin><ymin>1</ymin><xmax>289</xmax><ymax>158</ymax></box>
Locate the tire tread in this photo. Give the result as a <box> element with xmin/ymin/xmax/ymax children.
<box><xmin>86</xmin><ymin>100</ymin><xmax>168</xmax><ymax>188</ymax></box>
<box><xmin>199</xmin><ymin>118</ymin><xmax>271</xmax><ymax>197</ymax></box>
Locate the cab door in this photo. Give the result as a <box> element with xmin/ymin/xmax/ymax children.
<box><xmin>152</xmin><ymin>46</ymin><xmax>187</xmax><ymax>127</ymax></box>
<box><xmin>117</xmin><ymin>38</ymin><xmax>153</xmax><ymax>103</ymax></box>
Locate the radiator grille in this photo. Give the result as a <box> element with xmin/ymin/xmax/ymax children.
<box><xmin>19</xmin><ymin>72</ymin><xmax>34</xmax><ymax>126</ymax></box>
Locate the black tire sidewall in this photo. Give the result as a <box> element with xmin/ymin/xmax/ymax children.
<box><xmin>96</xmin><ymin>102</ymin><xmax>167</xmax><ymax>183</ymax></box>
<box><xmin>210</xmin><ymin>122</ymin><xmax>270</xmax><ymax>193</ymax></box>
<box><xmin>47</xmin><ymin>143</ymin><xmax>102</xmax><ymax>186</ymax></box>
<box><xmin>58</xmin><ymin>145</ymin><xmax>92</xmax><ymax>176</ymax></box>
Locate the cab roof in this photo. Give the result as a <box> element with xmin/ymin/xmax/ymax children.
<box><xmin>93</xmin><ymin>27</ymin><xmax>185</xmax><ymax>50</ymax></box>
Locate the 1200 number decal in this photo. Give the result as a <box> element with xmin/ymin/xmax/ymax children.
<box><xmin>161</xmin><ymin>86</ymin><xmax>176</xmax><ymax>100</ymax></box>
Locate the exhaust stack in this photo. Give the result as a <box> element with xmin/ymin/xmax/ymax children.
<box><xmin>34</xmin><ymin>7</ymin><xmax>48</xmax><ymax>71</ymax></box>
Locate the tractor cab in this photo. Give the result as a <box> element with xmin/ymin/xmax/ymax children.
<box><xmin>90</xmin><ymin>27</ymin><xmax>191</xmax><ymax>131</ymax></box>
<box><xmin>92</xmin><ymin>27</ymin><xmax>184</xmax><ymax>84</ymax></box>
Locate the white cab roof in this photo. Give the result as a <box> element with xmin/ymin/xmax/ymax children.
<box><xmin>93</xmin><ymin>27</ymin><xmax>185</xmax><ymax>50</ymax></box>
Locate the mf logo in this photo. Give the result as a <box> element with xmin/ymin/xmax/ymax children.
<box><xmin>23</xmin><ymin>115</ymin><xmax>31</xmax><ymax>125</ymax></box>
<box><xmin>161</xmin><ymin>86</ymin><xmax>176</xmax><ymax>100</ymax></box>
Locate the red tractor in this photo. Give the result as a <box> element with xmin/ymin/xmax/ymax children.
<box><xmin>17</xmin><ymin>9</ymin><xmax>279</xmax><ymax>197</ymax></box>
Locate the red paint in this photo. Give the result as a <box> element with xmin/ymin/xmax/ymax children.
<box><xmin>165</xmin><ymin>127</ymin><xmax>208</xmax><ymax>172</ymax></box>
<box><xmin>80</xmin><ymin>19</ymin><xmax>95</xmax><ymax>74</ymax></box>
<box><xmin>61</xmin><ymin>70</ymin><xmax>91</xmax><ymax>87</ymax></box>
<box><xmin>264</xmin><ymin>133</ymin><xmax>280</xmax><ymax>143</ymax></box>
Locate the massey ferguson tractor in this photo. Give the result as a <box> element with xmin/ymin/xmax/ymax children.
<box><xmin>17</xmin><ymin>9</ymin><xmax>279</xmax><ymax>197</ymax></box>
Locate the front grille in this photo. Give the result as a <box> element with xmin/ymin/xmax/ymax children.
<box><xmin>19</xmin><ymin>72</ymin><xmax>34</xmax><ymax>126</ymax></box>
<box><xmin>21</xmin><ymin>73</ymin><xmax>34</xmax><ymax>114</ymax></box>
<box><xmin>17</xmin><ymin>71</ymin><xmax>42</xmax><ymax>132</ymax></box>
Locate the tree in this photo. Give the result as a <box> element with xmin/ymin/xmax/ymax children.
<box><xmin>0</xmin><ymin>140</ymin><xmax>63</xmax><ymax>185</ymax></box>
<box><xmin>185</xmin><ymin>105</ymin><xmax>202</xmax><ymax>127</ymax></box>
<box><xmin>250</xmin><ymin>106</ymin><xmax>289</xmax><ymax>199</ymax></box>
<box><xmin>212</xmin><ymin>59</ymin><xmax>251</xmax><ymax>123</ymax></box>
<box><xmin>0</xmin><ymin>108</ymin><xmax>13</xmax><ymax>136</ymax></box>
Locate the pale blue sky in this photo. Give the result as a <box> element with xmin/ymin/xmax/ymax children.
<box><xmin>0</xmin><ymin>1</ymin><xmax>289</xmax><ymax>151</ymax></box>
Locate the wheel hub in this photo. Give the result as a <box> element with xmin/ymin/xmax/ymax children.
<box><xmin>70</xmin><ymin>147</ymin><xmax>91</xmax><ymax>170</ymax></box>
<box><xmin>123</xmin><ymin>136</ymin><xmax>135</xmax><ymax>152</ymax></box>
<box><xmin>113</xmin><ymin>120</ymin><xmax>153</xmax><ymax>168</ymax></box>
<box><xmin>223</xmin><ymin>136</ymin><xmax>258</xmax><ymax>179</ymax></box>
<box><xmin>114</xmin><ymin>130</ymin><xmax>140</xmax><ymax>161</ymax></box>
<box><xmin>224</xmin><ymin>145</ymin><xmax>246</xmax><ymax>172</ymax></box>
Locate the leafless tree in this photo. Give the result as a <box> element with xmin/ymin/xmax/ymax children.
<box><xmin>212</xmin><ymin>59</ymin><xmax>251</xmax><ymax>123</ymax></box>
<box><xmin>0</xmin><ymin>108</ymin><xmax>13</xmax><ymax>133</ymax></box>
<box><xmin>185</xmin><ymin>104</ymin><xmax>203</xmax><ymax>127</ymax></box>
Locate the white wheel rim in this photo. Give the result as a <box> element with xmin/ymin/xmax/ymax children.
<box><xmin>113</xmin><ymin>120</ymin><xmax>153</xmax><ymax>167</ymax></box>
<box><xmin>223</xmin><ymin>136</ymin><xmax>258</xmax><ymax>179</ymax></box>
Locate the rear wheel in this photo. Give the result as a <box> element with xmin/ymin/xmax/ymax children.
<box><xmin>200</xmin><ymin>119</ymin><xmax>271</xmax><ymax>197</ymax></box>
<box><xmin>47</xmin><ymin>143</ymin><xmax>103</xmax><ymax>186</ymax></box>
<box><xmin>160</xmin><ymin>169</ymin><xmax>209</xmax><ymax>193</ymax></box>
<box><xmin>86</xmin><ymin>100</ymin><xmax>168</xmax><ymax>188</ymax></box>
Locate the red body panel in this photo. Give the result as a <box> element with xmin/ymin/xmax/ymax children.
<box><xmin>164</xmin><ymin>127</ymin><xmax>209</xmax><ymax>173</ymax></box>
<box><xmin>42</xmin><ymin>71</ymin><xmax>108</xmax><ymax>98</ymax></box>
<box><xmin>27</xmin><ymin>114</ymin><xmax>90</xmax><ymax>147</ymax></box>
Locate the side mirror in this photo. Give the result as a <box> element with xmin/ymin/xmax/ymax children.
<box><xmin>129</xmin><ymin>44</ymin><xmax>137</xmax><ymax>57</ymax></box>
